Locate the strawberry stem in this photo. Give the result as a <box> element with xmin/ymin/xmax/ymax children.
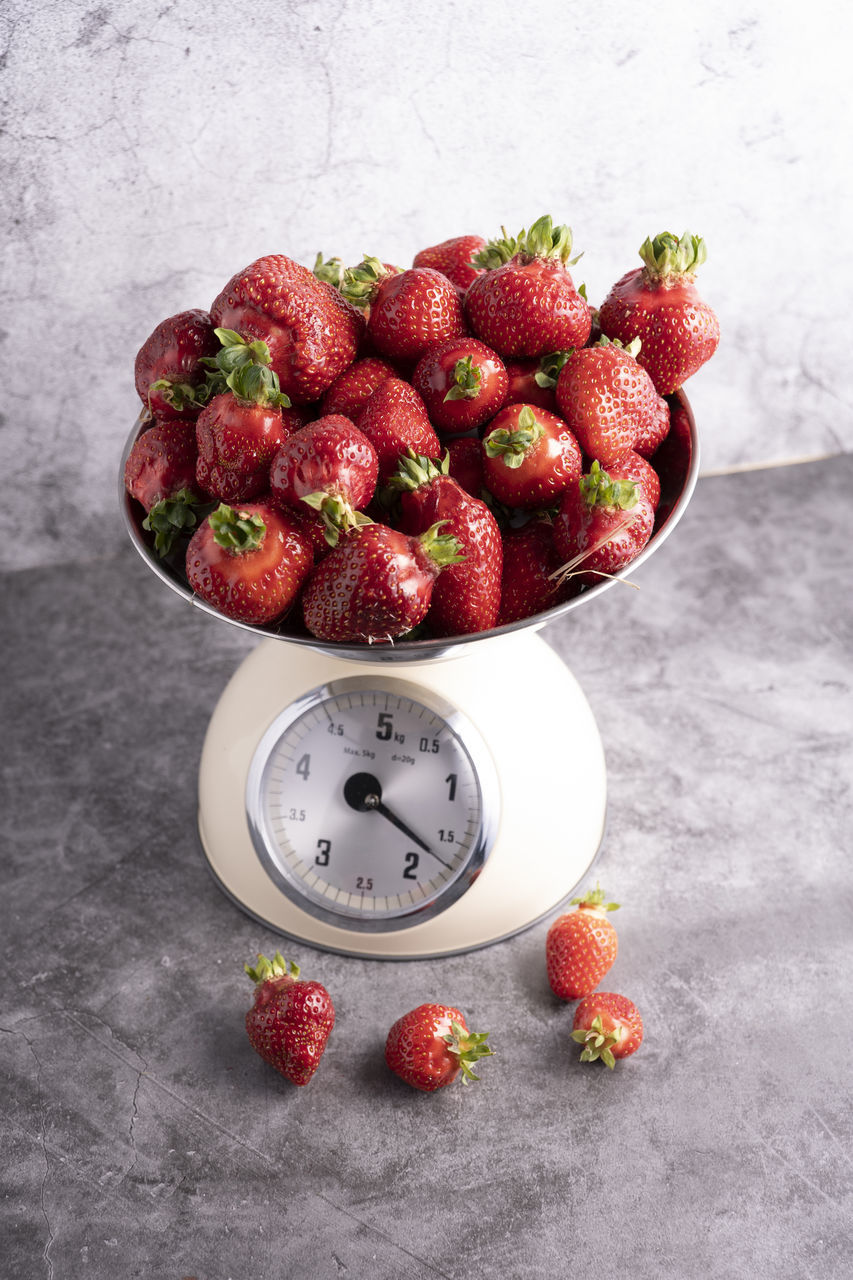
<box><xmin>313</xmin><ymin>252</ymin><xmax>345</xmax><ymax>289</ymax></box>
<box><xmin>142</xmin><ymin>488</ymin><xmax>210</xmax><ymax>557</ymax></box>
<box><xmin>443</xmin><ymin>355</ymin><xmax>482</xmax><ymax>402</ymax></box>
<box><xmin>387</xmin><ymin>448</ymin><xmax>449</xmax><ymax>492</ymax></box>
<box><xmin>202</xmin><ymin>328</ymin><xmax>292</xmax><ymax>407</ymax></box>
<box><xmin>484</xmin><ymin>405</ymin><xmax>544</xmax><ymax>468</ymax></box>
<box><xmin>208</xmin><ymin>503</ymin><xmax>266</xmax><ymax>552</ymax></box>
<box><xmin>244</xmin><ymin>950</ymin><xmax>300</xmax><ymax>985</ymax></box>
<box><xmin>442</xmin><ymin>1020</ymin><xmax>494</xmax><ymax>1084</ymax></box>
<box><xmin>418</xmin><ymin>521</ymin><xmax>466</xmax><ymax>569</ymax></box>
<box><xmin>571</xmin><ymin>1015</ymin><xmax>625</xmax><ymax>1069</ymax></box>
<box><xmin>638</xmin><ymin>230</ymin><xmax>707</xmax><ymax>281</ymax></box>
<box><xmin>300</xmin><ymin>490</ymin><xmax>373</xmax><ymax>546</ymax></box>
<box><xmin>533</xmin><ymin>349</ymin><xmax>574</xmax><ymax>389</ymax></box>
<box><xmin>580</xmin><ymin>461</ymin><xmax>638</xmax><ymax>511</ymax></box>
<box><xmin>570</xmin><ymin>882</ymin><xmax>620</xmax><ymax>911</ymax></box>
<box><xmin>341</xmin><ymin>255</ymin><xmax>391</xmax><ymax>307</ymax></box>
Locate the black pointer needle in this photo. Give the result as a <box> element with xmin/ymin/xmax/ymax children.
<box><xmin>343</xmin><ymin>772</ymin><xmax>452</xmax><ymax>869</ymax></box>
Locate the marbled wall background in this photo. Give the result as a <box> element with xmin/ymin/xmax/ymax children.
<box><xmin>1</xmin><ymin>0</ymin><xmax>850</xmax><ymax>571</ymax></box>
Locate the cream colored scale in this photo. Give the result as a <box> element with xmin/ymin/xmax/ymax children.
<box><xmin>197</xmin><ymin>629</ymin><xmax>607</xmax><ymax>958</ymax></box>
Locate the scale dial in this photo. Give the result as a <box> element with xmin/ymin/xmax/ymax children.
<box><xmin>246</xmin><ymin>676</ymin><xmax>500</xmax><ymax>932</ymax></box>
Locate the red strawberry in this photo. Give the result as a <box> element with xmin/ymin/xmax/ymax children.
<box><xmin>269</xmin><ymin>414</ymin><xmax>378</xmax><ymax>546</ymax></box>
<box><xmin>444</xmin><ymin>436</ymin><xmax>485</xmax><ymax>498</ymax></box>
<box><xmin>482</xmin><ymin>403</ymin><xmax>582</xmax><ymax>511</ymax></box>
<box><xmin>503</xmin><ymin>350</ymin><xmax>573</xmax><ymax>414</ymax></box>
<box><xmin>320</xmin><ymin>356</ymin><xmax>397</xmax><ymax>419</ymax></box>
<box><xmin>634</xmin><ymin>393</ymin><xmax>671</xmax><ymax>459</ymax></box>
<box><xmin>356</xmin><ymin>377</ymin><xmax>441</xmax><ymax>482</ymax></box>
<box><xmin>554</xmin><ymin>338</ymin><xmax>660</xmax><ymax>466</ymax></box>
<box><xmin>385</xmin><ymin>1003</ymin><xmax>493</xmax><ymax>1091</ymax></box>
<box><xmin>125</xmin><ymin>417</ymin><xmax>210</xmax><ymax>556</ymax></box>
<box><xmin>244</xmin><ymin>951</ymin><xmax>335</xmax><ymax>1086</ymax></box>
<box><xmin>413</xmin><ymin>234</ymin><xmax>486</xmax><ymax>290</ymax></box>
<box><xmin>606</xmin><ymin>449</ymin><xmax>661</xmax><ymax>511</ymax></box>
<box><xmin>210</xmin><ymin>254</ymin><xmax>364</xmax><ymax>403</ymax></box>
<box><xmin>412</xmin><ymin>336</ymin><xmax>508</xmax><ymax>435</ymax></box>
<box><xmin>186</xmin><ymin>501</ymin><xmax>313</xmax><ymax>625</ymax></box>
<box><xmin>301</xmin><ymin>521</ymin><xmax>463</xmax><ymax>643</ymax></box>
<box><xmin>134</xmin><ymin>309</ymin><xmax>219</xmax><ymax>419</ymax></box>
<box><xmin>392</xmin><ymin>453</ymin><xmax>503</xmax><ymax>636</ymax></box>
<box><xmin>553</xmin><ymin>461</ymin><xmax>655</xmax><ymax>586</ymax></box>
<box><xmin>124</xmin><ymin>417</ymin><xmax>199</xmax><ymax>512</ymax></box>
<box><xmin>465</xmin><ymin>215</ymin><xmax>591</xmax><ymax>358</ymax></box>
<box><xmin>599</xmin><ymin>231</ymin><xmax>720</xmax><ymax>395</ymax></box>
<box><xmin>545</xmin><ymin>884</ymin><xmax>620</xmax><ymax>1000</ymax></box>
<box><xmin>498</xmin><ymin>518</ymin><xmax>576</xmax><ymax>625</ymax></box>
<box><xmin>343</xmin><ymin>259</ymin><xmax>466</xmax><ymax>362</ymax></box>
<box><xmin>572</xmin><ymin>992</ymin><xmax>644</xmax><ymax>1068</ymax></box>
<box><xmin>196</xmin><ymin>392</ymin><xmax>291</xmax><ymax>502</ymax></box>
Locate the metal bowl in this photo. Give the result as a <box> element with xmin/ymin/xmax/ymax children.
<box><xmin>119</xmin><ymin>391</ymin><xmax>699</xmax><ymax>663</ymax></box>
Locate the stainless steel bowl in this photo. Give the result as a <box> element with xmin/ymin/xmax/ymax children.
<box><xmin>119</xmin><ymin>392</ymin><xmax>699</xmax><ymax>663</ymax></box>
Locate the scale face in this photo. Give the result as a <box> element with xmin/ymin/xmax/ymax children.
<box><xmin>245</xmin><ymin>676</ymin><xmax>500</xmax><ymax>932</ymax></box>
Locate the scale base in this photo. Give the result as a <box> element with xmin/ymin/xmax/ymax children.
<box><xmin>197</xmin><ymin>631</ymin><xmax>607</xmax><ymax>959</ymax></box>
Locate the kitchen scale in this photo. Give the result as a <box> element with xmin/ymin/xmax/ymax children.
<box><xmin>120</xmin><ymin>394</ymin><xmax>698</xmax><ymax>958</ymax></box>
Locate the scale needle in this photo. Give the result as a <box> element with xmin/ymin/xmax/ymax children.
<box><xmin>342</xmin><ymin>772</ymin><xmax>452</xmax><ymax>870</ymax></box>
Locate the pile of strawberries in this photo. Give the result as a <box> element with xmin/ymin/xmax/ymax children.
<box><xmin>244</xmin><ymin>882</ymin><xmax>639</xmax><ymax>1090</ymax></box>
<box><xmin>125</xmin><ymin>218</ymin><xmax>719</xmax><ymax>644</ymax></box>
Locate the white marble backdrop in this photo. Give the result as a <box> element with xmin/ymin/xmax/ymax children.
<box><xmin>1</xmin><ymin>0</ymin><xmax>851</xmax><ymax>569</ymax></box>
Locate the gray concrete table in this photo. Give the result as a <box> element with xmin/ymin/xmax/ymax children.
<box><xmin>2</xmin><ymin>457</ymin><xmax>851</xmax><ymax>1279</ymax></box>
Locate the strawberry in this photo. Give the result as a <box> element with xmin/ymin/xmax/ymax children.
<box><xmin>412</xmin><ymin>234</ymin><xmax>486</xmax><ymax>291</ymax></box>
<box><xmin>391</xmin><ymin>452</ymin><xmax>503</xmax><ymax>636</ymax></box>
<box><xmin>301</xmin><ymin>520</ymin><xmax>463</xmax><ymax>643</ymax></box>
<box><xmin>320</xmin><ymin>355</ymin><xmax>397</xmax><ymax>419</ymax></box>
<box><xmin>134</xmin><ymin>308</ymin><xmax>219</xmax><ymax>419</ymax></box>
<box><xmin>498</xmin><ymin>518</ymin><xmax>576</xmax><ymax>625</ymax></box>
<box><xmin>572</xmin><ymin>992</ymin><xmax>644</xmax><ymax>1068</ymax></box>
<box><xmin>244</xmin><ymin>952</ymin><xmax>335</xmax><ymax>1086</ymax></box>
<box><xmin>124</xmin><ymin>417</ymin><xmax>200</xmax><ymax>512</ymax></box>
<box><xmin>124</xmin><ymin>417</ymin><xmax>211</xmax><ymax>556</ymax></box>
<box><xmin>342</xmin><ymin>258</ymin><xmax>466</xmax><ymax>362</ymax></box>
<box><xmin>269</xmin><ymin>414</ymin><xmax>377</xmax><ymax>546</ymax></box>
<box><xmin>210</xmin><ymin>254</ymin><xmax>364</xmax><ymax>403</ymax></box>
<box><xmin>633</xmin><ymin>393</ymin><xmax>671</xmax><ymax>460</ymax></box>
<box><xmin>356</xmin><ymin>377</ymin><xmax>441</xmax><ymax>482</ymax></box>
<box><xmin>194</xmin><ymin>329</ymin><xmax>297</xmax><ymax>501</ymax></box>
<box><xmin>599</xmin><ymin>231</ymin><xmax>720</xmax><ymax>394</ymax></box>
<box><xmin>606</xmin><ymin>449</ymin><xmax>661</xmax><ymax>511</ymax></box>
<box><xmin>554</xmin><ymin>338</ymin><xmax>660</xmax><ymax>466</ymax></box>
<box><xmin>412</xmin><ymin>336</ymin><xmax>508</xmax><ymax>435</ymax></box>
<box><xmin>444</xmin><ymin>435</ymin><xmax>485</xmax><ymax>498</ymax></box>
<box><xmin>465</xmin><ymin>215</ymin><xmax>591</xmax><ymax>358</ymax></box>
<box><xmin>186</xmin><ymin>501</ymin><xmax>313</xmax><ymax>625</ymax></box>
<box><xmin>384</xmin><ymin>1003</ymin><xmax>493</xmax><ymax>1091</ymax></box>
<box><xmin>503</xmin><ymin>350</ymin><xmax>573</xmax><ymax>414</ymax></box>
<box><xmin>553</xmin><ymin>461</ymin><xmax>655</xmax><ymax>585</ymax></box>
<box><xmin>482</xmin><ymin>403</ymin><xmax>582</xmax><ymax>510</ymax></box>
<box><xmin>545</xmin><ymin>884</ymin><xmax>620</xmax><ymax>1000</ymax></box>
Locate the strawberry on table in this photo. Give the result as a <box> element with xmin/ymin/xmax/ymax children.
<box><xmin>391</xmin><ymin>452</ymin><xmax>503</xmax><ymax>636</ymax></box>
<box><xmin>210</xmin><ymin>254</ymin><xmax>364</xmax><ymax>403</ymax></box>
<box><xmin>244</xmin><ymin>951</ymin><xmax>335</xmax><ymax>1086</ymax></box>
<box><xmin>134</xmin><ymin>308</ymin><xmax>219</xmax><ymax>419</ymax></box>
<box><xmin>186</xmin><ymin>501</ymin><xmax>313</xmax><ymax>626</ymax></box>
<box><xmin>482</xmin><ymin>403</ymin><xmax>582</xmax><ymax>510</ymax></box>
<box><xmin>356</xmin><ymin>377</ymin><xmax>441</xmax><ymax>482</ymax></box>
<box><xmin>599</xmin><ymin>230</ymin><xmax>720</xmax><ymax>394</ymax></box>
<box><xmin>465</xmin><ymin>215</ymin><xmax>591</xmax><ymax>358</ymax></box>
<box><xmin>385</xmin><ymin>1003</ymin><xmax>493</xmax><ymax>1091</ymax></box>
<box><xmin>269</xmin><ymin>414</ymin><xmax>378</xmax><ymax>547</ymax></box>
<box><xmin>553</xmin><ymin>461</ymin><xmax>655</xmax><ymax>586</ymax></box>
<box><xmin>554</xmin><ymin>337</ymin><xmax>660</xmax><ymax>466</ymax></box>
<box><xmin>546</xmin><ymin>884</ymin><xmax>620</xmax><ymax>1000</ymax></box>
<box><xmin>301</xmin><ymin>520</ymin><xmax>463</xmax><ymax>644</ymax></box>
<box><xmin>412</xmin><ymin>336</ymin><xmax>508</xmax><ymax>435</ymax></box>
<box><xmin>572</xmin><ymin>992</ymin><xmax>644</xmax><ymax>1068</ymax></box>
<box><xmin>412</xmin><ymin>233</ymin><xmax>486</xmax><ymax>291</ymax></box>
<box><xmin>320</xmin><ymin>355</ymin><xmax>398</xmax><ymax>419</ymax></box>
<box><xmin>498</xmin><ymin>518</ymin><xmax>576</xmax><ymax>625</ymax></box>
<box><xmin>342</xmin><ymin>258</ymin><xmax>466</xmax><ymax>362</ymax></box>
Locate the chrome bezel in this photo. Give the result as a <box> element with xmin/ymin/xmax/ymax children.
<box><xmin>244</xmin><ymin>675</ymin><xmax>501</xmax><ymax>932</ymax></box>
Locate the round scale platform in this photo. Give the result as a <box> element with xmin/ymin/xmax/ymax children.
<box><xmin>121</xmin><ymin>393</ymin><xmax>698</xmax><ymax>958</ymax></box>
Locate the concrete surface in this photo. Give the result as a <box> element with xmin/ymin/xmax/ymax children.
<box><xmin>1</xmin><ymin>456</ymin><xmax>851</xmax><ymax>1278</ymax></box>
